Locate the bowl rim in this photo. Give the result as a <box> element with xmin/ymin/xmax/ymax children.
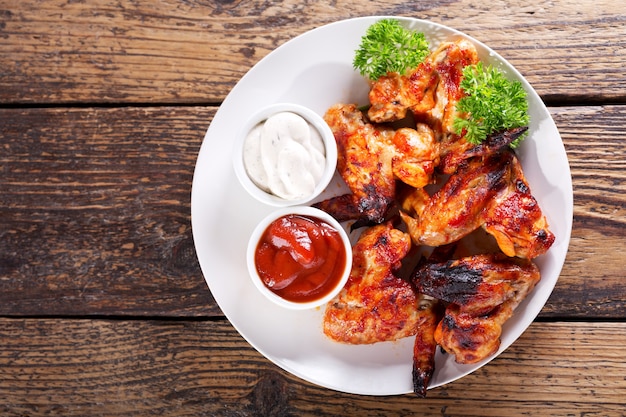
<box><xmin>232</xmin><ymin>102</ymin><xmax>338</xmax><ymax>207</ymax></box>
<box><xmin>246</xmin><ymin>205</ymin><xmax>352</xmax><ymax>310</ymax></box>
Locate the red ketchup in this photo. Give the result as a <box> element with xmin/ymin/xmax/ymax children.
<box><xmin>254</xmin><ymin>214</ymin><xmax>347</xmax><ymax>303</ymax></box>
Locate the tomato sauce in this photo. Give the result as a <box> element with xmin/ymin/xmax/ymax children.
<box><xmin>254</xmin><ymin>214</ymin><xmax>347</xmax><ymax>303</ymax></box>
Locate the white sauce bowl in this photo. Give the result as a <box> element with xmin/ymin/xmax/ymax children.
<box><xmin>232</xmin><ymin>103</ymin><xmax>338</xmax><ymax>207</ymax></box>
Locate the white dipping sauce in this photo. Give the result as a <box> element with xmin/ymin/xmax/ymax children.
<box><xmin>243</xmin><ymin>112</ymin><xmax>326</xmax><ymax>200</ymax></box>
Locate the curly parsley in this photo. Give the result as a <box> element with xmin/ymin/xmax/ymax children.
<box><xmin>353</xmin><ymin>19</ymin><xmax>430</xmax><ymax>80</ymax></box>
<box><xmin>453</xmin><ymin>62</ymin><xmax>530</xmax><ymax>148</ymax></box>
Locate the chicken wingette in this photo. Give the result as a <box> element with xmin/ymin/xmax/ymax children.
<box><xmin>412</xmin><ymin>253</ymin><xmax>540</xmax><ymax>364</ymax></box>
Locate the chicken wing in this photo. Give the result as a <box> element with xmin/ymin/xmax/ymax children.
<box><xmin>400</xmin><ymin>148</ymin><xmax>554</xmax><ymax>259</ymax></box>
<box><xmin>315</xmin><ymin>104</ymin><xmax>438</xmax><ymax>226</ymax></box>
<box><xmin>323</xmin><ymin>222</ymin><xmax>419</xmax><ymax>344</ymax></box>
<box><xmin>316</xmin><ymin>104</ymin><xmax>396</xmax><ymax>224</ymax></box>
<box><xmin>483</xmin><ymin>151</ymin><xmax>556</xmax><ymax>258</ymax></box>
<box><xmin>413</xmin><ymin>253</ymin><xmax>540</xmax><ymax>364</ymax></box>
<box><xmin>400</xmin><ymin>151</ymin><xmax>511</xmax><ymax>248</ymax></box>
<box><xmin>412</xmin><ymin>295</ymin><xmax>443</xmax><ymax>397</ymax></box>
<box><xmin>368</xmin><ymin>38</ymin><xmax>479</xmax><ymax>128</ymax></box>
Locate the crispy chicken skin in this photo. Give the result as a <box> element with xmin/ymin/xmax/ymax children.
<box><xmin>315</xmin><ymin>104</ymin><xmax>438</xmax><ymax>226</ymax></box>
<box><xmin>323</xmin><ymin>222</ymin><xmax>419</xmax><ymax>344</ymax></box>
<box><xmin>400</xmin><ymin>149</ymin><xmax>554</xmax><ymax>259</ymax></box>
<box><xmin>412</xmin><ymin>254</ymin><xmax>540</xmax><ymax>364</ymax></box>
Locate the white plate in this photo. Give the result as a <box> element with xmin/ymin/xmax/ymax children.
<box><xmin>191</xmin><ymin>16</ymin><xmax>573</xmax><ymax>396</ymax></box>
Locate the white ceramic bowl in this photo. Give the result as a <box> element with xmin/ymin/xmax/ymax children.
<box><xmin>246</xmin><ymin>206</ymin><xmax>352</xmax><ymax>310</ymax></box>
<box><xmin>232</xmin><ymin>103</ymin><xmax>337</xmax><ymax>207</ymax></box>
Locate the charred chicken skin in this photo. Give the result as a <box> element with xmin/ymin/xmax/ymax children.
<box><xmin>400</xmin><ymin>148</ymin><xmax>554</xmax><ymax>259</ymax></box>
<box><xmin>412</xmin><ymin>253</ymin><xmax>540</xmax><ymax>364</ymax></box>
<box><xmin>323</xmin><ymin>222</ymin><xmax>419</xmax><ymax>344</ymax></box>
<box><xmin>314</xmin><ymin>104</ymin><xmax>439</xmax><ymax>226</ymax></box>
<box><xmin>412</xmin><ymin>296</ymin><xmax>443</xmax><ymax>398</ymax></box>
<box><xmin>368</xmin><ymin>38</ymin><xmax>480</xmax><ymax>174</ymax></box>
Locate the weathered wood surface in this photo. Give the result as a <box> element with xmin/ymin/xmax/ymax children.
<box><xmin>0</xmin><ymin>319</ymin><xmax>624</xmax><ymax>417</ymax></box>
<box><xmin>1</xmin><ymin>0</ymin><xmax>625</xmax><ymax>105</ymax></box>
<box><xmin>1</xmin><ymin>0</ymin><xmax>626</xmax><ymax>414</ymax></box>
<box><xmin>1</xmin><ymin>105</ymin><xmax>624</xmax><ymax>318</ymax></box>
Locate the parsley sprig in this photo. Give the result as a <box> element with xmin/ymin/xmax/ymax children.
<box><xmin>453</xmin><ymin>62</ymin><xmax>530</xmax><ymax>147</ymax></box>
<box><xmin>353</xmin><ymin>19</ymin><xmax>430</xmax><ymax>81</ymax></box>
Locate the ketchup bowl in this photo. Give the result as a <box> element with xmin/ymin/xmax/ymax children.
<box><xmin>246</xmin><ymin>206</ymin><xmax>352</xmax><ymax>310</ymax></box>
<box><xmin>232</xmin><ymin>103</ymin><xmax>337</xmax><ymax>207</ymax></box>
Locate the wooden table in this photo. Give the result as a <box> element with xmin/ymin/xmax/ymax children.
<box><xmin>1</xmin><ymin>1</ymin><xmax>624</xmax><ymax>415</ymax></box>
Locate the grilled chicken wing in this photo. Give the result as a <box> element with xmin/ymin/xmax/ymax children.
<box><xmin>400</xmin><ymin>148</ymin><xmax>554</xmax><ymax>259</ymax></box>
<box><xmin>368</xmin><ymin>38</ymin><xmax>479</xmax><ymax>128</ymax></box>
<box><xmin>400</xmin><ymin>151</ymin><xmax>510</xmax><ymax>248</ymax></box>
<box><xmin>413</xmin><ymin>254</ymin><xmax>540</xmax><ymax>364</ymax></box>
<box><xmin>316</xmin><ymin>103</ymin><xmax>396</xmax><ymax>225</ymax></box>
<box><xmin>323</xmin><ymin>222</ymin><xmax>419</xmax><ymax>344</ymax></box>
<box><xmin>368</xmin><ymin>38</ymin><xmax>496</xmax><ymax>174</ymax></box>
<box><xmin>483</xmin><ymin>150</ymin><xmax>555</xmax><ymax>258</ymax></box>
<box><xmin>412</xmin><ymin>295</ymin><xmax>443</xmax><ymax>397</ymax></box>
<box><xmin>315</xmin><ymin>104</ymin><xmax>438</xmax><ymax>226</ymax></box>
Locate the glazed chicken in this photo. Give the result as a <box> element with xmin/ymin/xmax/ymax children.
<box><xmin>323</xmin><ymin>222</ymin><xmax>420</xmax><ymax>344</ymax></box>
<box><xmin>368</xmin><ymin>38</ymin><xmax>480</xmax><ymax>174</ymax></box>
<box><xmin>318</xmin><ymin>33</ymin><xmax>555</xmax><ymax>397</ymax></box>
<box><xmin>412</xmin><ymin>253</ymin><xmax>540</xmax><ymax>364</ymax></box>
<box><xmin>368</xmin><ymin>38</ymin><xmax>479</xmax><ymax>128</ymax></box>
<box><xmin>314</xmin><ymin>104</ymin><xmax>439</xmax><ymax>226</ymax></box>
<box><xmin>400</xmin><ymin>148</ymin><xmax>554</xmax><ymax>259</ymax></box>
<box><xmin>323</xmin><ymin>221</ymin><xmax>442</xmax><ymax>396</ymax></box>
<box><xmin>412</xmin><ymin>295</ymin><xmax>443</xmax><ymax>397</ymax></box>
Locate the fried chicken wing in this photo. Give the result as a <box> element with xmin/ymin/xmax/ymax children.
<box><xmin>413</xmin><ymin>254</ymin><xmax>540</xmax><ymax>364</ymax></box>
<box><xmin>315</xmin><ymin>104</ymin><xmax>438</xmax><ymax>226</ymax></box>
<box><xmin>323</xmin><ymin>222</ymin><xmax>419</xmax><ymax>344</ymax></box>
<box><xmin>400</xmin><ymin>148</ymin><xmax>554</xmax><ymax>259</ymax></box>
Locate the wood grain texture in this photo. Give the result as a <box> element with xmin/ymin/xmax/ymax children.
<box><xmin>1</xmin><ymin>105</ymin><xmax>625</xmax><ymax>318</ymax></box>
<box><xmin>2</xmin><ymin>0</ymin><xmax>625</xmax><ymax>414</ymax></box>
<box><xmin>1</xmin><ymin>0</ymin><xmax>625</xmax><ymax>104</ymax></box>
<box><xmin>542</xmin><ymin>105</ymin><xmax>626</xmax><ymax>318</ymax></box>
<box><xmin>0</xmin><ymin>319</ymin><xmax>624</xmax><ymax>416</ymax></box>
<box><xmin>0</xmin><ymin>106</ymin><xmax>217</xmax><ymax>317</ymax></box>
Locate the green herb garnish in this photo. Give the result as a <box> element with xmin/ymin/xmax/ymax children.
<box><xmin>353</xmin><ymin>19</ymin><xmax>430</xmax><ymax>81</ymax></box>
<box><xmin>453</xmin><ymin>62</ymin><xmax>530</xmax><ymax>147</ymax></box>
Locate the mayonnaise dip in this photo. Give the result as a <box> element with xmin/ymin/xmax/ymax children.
<box><xmin>243</xmin><ymin>111</ymin><xmax>326</xmax><ymax>200</ymax></box>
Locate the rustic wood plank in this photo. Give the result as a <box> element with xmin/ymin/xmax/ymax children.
<box><xmin>1</xmin><ymin>105</ymin><xmax>624</xmax><ymax>317</ymax></box>
<box><xmin>542</xmin><ymin>105</ymin><xmax>626</xmax><ymax>318</ymax></box>
<box><xmin>0</xmin><ymin>319</ymin><xmax>623</xmax><ymax>416</ymax></box>
<box><xmin>1</xmin><ymin>0</ymin><xmax>625</xmax><ymax>105</ymax></box>
<box><xmin>0</xmin><ymin>106</ymin><xmax>217</xmax><ymax>317</ymax></box>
